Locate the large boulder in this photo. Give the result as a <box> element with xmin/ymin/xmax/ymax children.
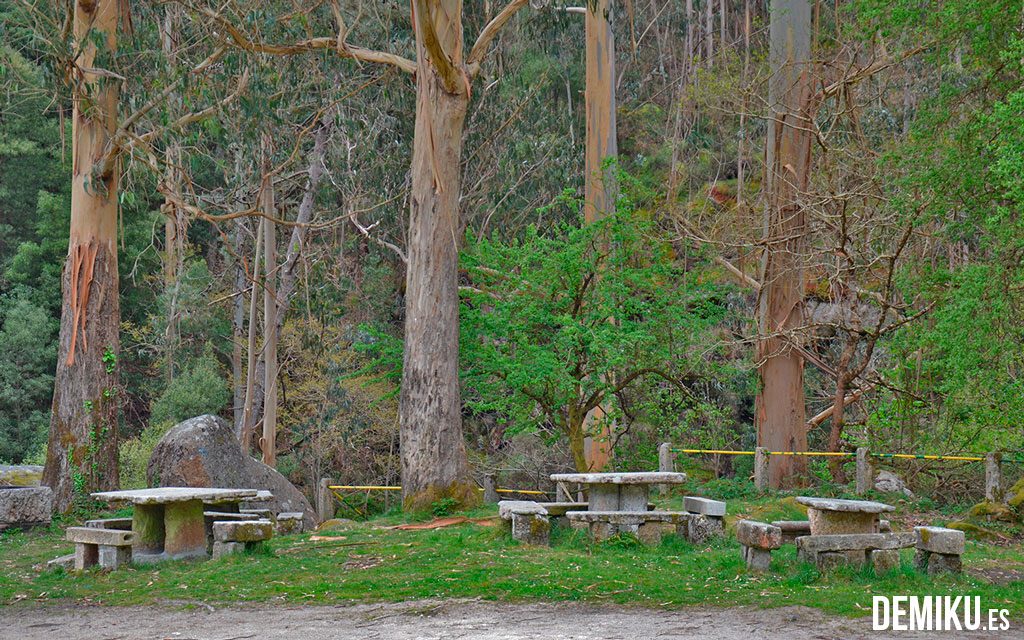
<box><xmin>147</xmin><ymin>415</ymin><xmax>317</xmax><ymax>530</ymax></box>
<box><xmin>0</xmin><ymin>465</ymin><xmax>43</xmax><ymax>487</ymax></box>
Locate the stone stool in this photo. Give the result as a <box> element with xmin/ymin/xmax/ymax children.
<box><xmin>736</xmin><ymin>520</ymin><xmax>782</xmax><ymax>571</ymax></box>
<box><xmin>683</xmin><ymin>497</ymin><xmax>726</xmax><ymax>543</ymax></box>
<box><xmin>66</xmin><ymin>527</ymin><xmax>134</xmax><ymax>571</ymax></box>
<box><xmin>498</xmin><ymin>500</ymin><xmax>550</xmax><ymax>546</ymax></box>
<box><xmin>212</xmin><ymin>519</ymin><xmax>274</xmax><ymax>559</ymax></box>
<box><xmin>914</xmin><ymin>526</ymin><xmax>965</xmax><ymax>574</ymax></box>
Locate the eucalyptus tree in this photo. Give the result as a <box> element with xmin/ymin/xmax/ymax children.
<box><xmin>755</xmin><ymin>0</ymin><xmax>814</xmax><ymax>488</ymax></box>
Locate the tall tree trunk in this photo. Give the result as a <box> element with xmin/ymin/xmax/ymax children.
<box><xmin>160</xmin><ymin>4</ymin><xmax>185</xmax><ymax>384</ymax></box>
<box><xmin>231</xmin><ymin>220</ymin><xmax>247</xmax><ymax>436</ymax></box>
<box><xmin>44</xmin><ymin>0</ymin><xmax>122</xmax><ymax>513</ymax></box>
<box><xmin>260</xmin><ymin>136</ymin><xmax>278</xmax><ymax>468</ymax></box>
<box><xmin>582</xmin><ymin>0</ymin><xmax>618</xmax><ymax>472</ymax></box>
<box><xmin>274</xmin><ymin>114</ymin><xmax>330</xmax><ymax>338</ymax></box>
<box><xmin>736</xmin><ymin>0</ymin><xmax>750</xmax><ymax>207</ymax></box>
<box><xmin>756</xmin><ymin>0</ymin><xmax>814</xmax><ymax>488</ymax></box>
<box><xmin>400</xmin><ymin>0</ymin><xmax>478</xmax><ymax>512</ymax></box>
<box><xmin>705</xmin><ymin>0</ymin><xmax>714</xmax><ymax>68</ymax></box>
<box><xmin>241</xmin><ymin>214</ymin><xmax>263</xmax><ymax>449</ymax></box>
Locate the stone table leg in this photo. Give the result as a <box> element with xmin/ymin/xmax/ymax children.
<box><xmin>164</xmin><ymin>499</ymin><xmax>208</xmax><ymax>559</ymax></box>
<box><xmin>807</xmin><ymin>508</ymin><xmax>879</xmax><ymax>535</ymax></box>
<box><xmin>132</xmin><ymin>504</ymin><xmax>165</xmax><ymax>556</ymax></box>
<box><xmin>588</xmin><ymin>483</ymin><xmax>619</xmax><ymax>511</ymax></box>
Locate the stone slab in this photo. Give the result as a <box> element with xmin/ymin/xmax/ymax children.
<box><xmin>498</xmin><ymin>500</ymin><xmax>547</xmax><ymax>519</ymax></box>
<box><xmin>807</xmin><ymin>508</ymin><xmax>879</xmax><ymax>535</ymax></box>
<box><xmin>47</xmin><ymin>553</ymin><xmax>74</xmax><ymax>570</ymax></box>
<box><xmin>795</xmin><ymin>497</ymin><xmax>894</xmax><ymax>513</ymax></box>
<box><xmin>550</xmin><ymin>472</ymin><xmax>686</xmax><ymax>485</ymax></box>
<box><xmin>0</xmin><ymin>486</ymin><xmax>52</xmax><ymax>528</ymax></box>
<box><xmin>92</xmin><ymin>487</ymin><xmax>258</xmax><ymax>505</ymax></box>
<box><xmin>98</xmin><ymin>544</ymin><xmax>132</xmax><ymax>570</ymax></box>
<box><xmin>914</xmin><ymin>526</ymin><xmax>965</xmax><ymax>555</ymax></box>
<box><xmin>927</xmin><ymin>552</ymin><xmax>962</xmax><ymax>575</ymax></box>
<box><xmin>535</xmin><ymin>502</ymin><xmax>588</xmax><ymax>516</ymax></box>
<box><xmin>565</xmin><ymin>510</ymin><xmax>692</xmax><ymax>526</ymax></box>
<box><xmin>684</xmin><ymin>496</ymin><xmax>726</xmax><ymax>516</ymax></box>
<box><xmin>686</xmin><ymin>514</ymin><xmax>724</xmax><ymax>544</ymax></box>
<box><xmin>212</xmin><ymin>541</ymin><xmax>246</xmax><ymax>559</ymax></box>
<box><xmin>213</xmin><ymin>519</ymin><xmax>273</xmax><ymax>543</ymax></box>
<box><xmin>796</xmin><ymin>531</ymin><xmax>916</xmax><ymax>553</ymax></box>
<box><xmin>742</xmin><ymin>545</ymin><xmax>772</xmax><ymax>571</ymax></box>
<box><xmin>735</xmin><ymin>520</ymin><xmax>782</xmax><ymax>550</ymax></box>
<box><xmin>66</xmin><ymin>527</ymin><xmax>133</xmax><ymax>546</ymax></box>
<box><xmin>85</xmin><ymin>518</ymin><xmax>133</xmax><ymax>530</ymax></box>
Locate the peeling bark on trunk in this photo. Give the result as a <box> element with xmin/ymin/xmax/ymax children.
<box><xmin>44</xmin><ymin>0</ymin><xmax>122</xmax><ymax>513</ymax></box>
<box><xmin>756</xmin><ymin>0</ymin><xmax>814</xmax><ymax>489</ymax></box>
<box><xmin>400</xmin><ymin>0</ymin><xmax>478</xmax><ymax>512</ymax></box>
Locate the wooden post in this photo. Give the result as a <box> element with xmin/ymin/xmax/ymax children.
<box><xmin>317</xmin><ymin>478</ymin><xmax>335</xmax><ymax>522</ymax></box>
<box><xmin>856</xmin><ymin>447</ymin><xmax>872</xmax><ymax>495</ymax></box>
<box><xmin>754</xmin><ymin>447</ymin><xmax>769</xmax><ymax>491</ymax></box>
<box><xmin>985</xmin><ymin>452</ymin><xmax>1004</xmax><ymax>503</ymax></box>
<box><xmin>658</xmin><ymin>443</ymin><xmax>675</xmax><ymax>495</ymax></box>
<box><xmin>483</xmin><ymin>474</ymin><xmax>500</xmax><ymax>503</ymax></box>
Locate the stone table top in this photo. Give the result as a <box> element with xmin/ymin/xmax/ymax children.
<box><xmin>91</xmin><ymin>487</ymin><xmax>259</xmax><ymax>505</ymax></box>
<box><xmin>550</xmin><ymin>472</ymin><xmax>687</xmax><ymax>485</ymax></box>
<box><xmin>795</xmin><ymin>497</ymin><xmax>894</xmax><ymax>513</ymax></box>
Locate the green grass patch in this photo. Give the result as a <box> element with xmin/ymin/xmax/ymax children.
<box><xmin>1</xmin><ymin>497</ymin><xmax>1022</xmax><ymax>617</ymax></box>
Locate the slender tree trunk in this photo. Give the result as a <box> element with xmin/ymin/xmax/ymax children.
<box><xmin>827</xmin><ymin>337</ymin><xmax>857</xmax><ymax>482</ymax></box>
<box><xmin>400</xmin><ymin>0</ymin><xmax>478</xmax><ymax>511</ymax></box>
<box><xmin>736</xmin><ymin>0</ymin><xmax>750</xmax><ymax>207</ymax></box>
<box><xmin>260</xmin><ymin>136</ymin><xmax>278</xmax><ymax>468</ymax></box>
<box><xmin>44</xmin><ymin>0</ymin><xmax>122</xmax><ymax>513</ymax></box>
<box><xmin>241</xmin><ymin>217</ymin><xmax>263</xmax><ymax>449</ymax></box>
<box><xmin>231</xmin><ymin>220</ymin><xmax>247</xmax><ymax>435</ymax></box>
<box><xmin>274</xmin><ymin>114</ymin><xmax>330</xmax><ymax>338</ymax></box>
<box><xmin>582</xmin><ymin>0</ymin><xmax>618</xmax><ymax>472</ymax></box>
<box><xmin>160</xmin><ymin>5</ymin><xmax>185</xmax><ymax>384</ymax></box>
<box><xmin>755</xmin><ymin>0</ymin><xmax>814</xmax><ymax>488</ymax></box>
<box><xmin>686</xmin><ymin>0</ymin><xmax>695</xmax><ymax>73</ymax></box>
<box><xmin>705</xmin><ymin>0</ymin><xmax>714</xmax><ymax>68</ymax></box>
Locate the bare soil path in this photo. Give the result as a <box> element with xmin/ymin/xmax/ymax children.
<box><xmin>3</xmin><ymin>599</ymin><xmax>1020</xmax><ymax>639</ymax></box>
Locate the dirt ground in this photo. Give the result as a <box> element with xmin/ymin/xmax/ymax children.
<box><xmin>3</xmin><ymin>599</ymin><xmax>1021</xmax><ymax>640</ymax></box>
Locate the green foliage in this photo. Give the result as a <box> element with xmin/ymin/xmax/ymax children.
<box><xmin>460</xmin><ymin>199</ymin><xmax>736</xmax><ymax>466</ymax></box>
<box><xmin>0</xmin><ymin>295</ymin><xmax>56</xmax><ymax>463</ymax></box>
<box><xmin>430</xmin><ymin>497</ymin><xmax>459</xmax><ymax>518</ymax></box>
<box><xmin>149</xmin><ymin>345</ymin><xmax>230</xmax><ymax>429</ymax></box>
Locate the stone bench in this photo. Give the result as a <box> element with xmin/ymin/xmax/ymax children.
<box><xmin>772</xmin><ymin>519</ymin><xmax>891</xmax><ymax>545</ymax></box>
<box><xmin>211</xmin><ymin>519</ymin><xmax>274</xmax><ymax>559</ymax></box>
<box><xmin>566</xmin><ymin>510</ymin><xmax>701</xmax><ymax>544</ymax></box>
<box><xmin>914</xmin><ymin>526</ymin><xmax>965</xmax><ymax>575</ymax></box>
<box><xmin>66</xmin><ymin>526</ymin><xmax>134</xmax><ymax>571</ymax></box>
<box><xmin>498</xmin><ymin>500</ymin><xmax>550</xmax><ymax>546</ymax></box>
<box><xmin>275</xmin><ymin>511</ymin><xmax>305</xmax><ymax>536</ymax></box>
<box><xmin>85</xmin><ymin>517</ymin><xmax>133</xmax><ymax>530</ymax></box>
<box><xmin>796</xmin><ymin>532</ymin><xmax>916</xmax><ymax>574</ymax></box>
<box><xmin>682</xmin><ymin>497</ymin><xmax>726</xmax><ymax>542</ymax></box>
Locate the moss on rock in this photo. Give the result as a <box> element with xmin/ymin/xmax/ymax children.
<box><xmin>947</xmin><ymin>520</ymin><xmax>1000</xmax><ymax>541</ymax></box>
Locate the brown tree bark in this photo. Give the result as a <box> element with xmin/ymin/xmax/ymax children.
<box><xmin>755</xmin><ymin>0</ymin><xmax>814</xmax><ymax>488</ymax></box>
<box><xmin>44</xmin><ymin>0</ymin><xmax>122</xmax><ymax>513</ymax></box>
<box><xmin>399</xmin><ymin>0</ymin><xmax>479</xmax><ymax>512</ymax></box>
<box><xmin>260</xmin><ymin>136</ymin><xmax>278</xmax><ymax>468</ymax></box>
<box><xmin>581</xmin><ymin>0</ymin><xmax>618</xmax><ymax>472</ymax></box>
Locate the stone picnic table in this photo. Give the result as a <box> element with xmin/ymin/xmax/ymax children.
<box><xmin>794</xmin><ymin>497</ymin><xmax>895</xmax><ymax>535</ymax></box>
<box><xmin>549</xmin><ymin>472</ymin><xmax>687</xmax><ymax>512</ymax></box>
<box><xmin>91</xmin><ymin>487</ymin><xmax>258</xmax><ymax>561</ymax></box>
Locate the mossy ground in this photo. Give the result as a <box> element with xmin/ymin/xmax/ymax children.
<box><xmin>1</xmin><ymin>487</ymin><xmax>1022</xmax><ymax>617</ymax></box>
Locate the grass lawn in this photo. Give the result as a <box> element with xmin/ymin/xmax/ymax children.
<box><xmin>2</xmin><ymin>488</ymin><xmax>1022</xmax><ymax>617</ymax></box>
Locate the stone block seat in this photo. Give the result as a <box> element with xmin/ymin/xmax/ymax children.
<box><xmin>211</xmin><ymin>519</ymin><xmax>274</xmax><ymax>559</ymax></box>
<box><xmin>914</xmin><ymin>526</ymin><xmax>965</xmax><ymax>575</ymax></box>
<box><xmin>275</xmin><ymin>512</ymin><xmax>305</xmax><ymax>536</ymax></box>
<box><xmin>498</xmin><ymin>500</ymin><xmax>550</xmax><ymax>546</ymax></box>
<box><xmin>736</xmin><ymin>520</ymin><xmax>782</xmax><ymax>571</ymax></box>
<box><xmin>66</xmin><ymin>526</ymin><xmax>134</xmax><ymax>571</ymax></box>
<box><xmin>796</xmin><ymin>532</ymin><xmax>916</xmax><ymax>574</ymax></box>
